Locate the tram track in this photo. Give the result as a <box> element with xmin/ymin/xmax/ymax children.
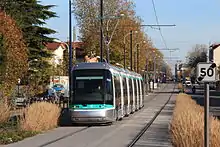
<box><xmin>4</xmin><ymin>83</ymin><xmax>171</xmax><ymax>147</ymax></box>
<box><xmin>127</xmin><ymin>84</ymin><xmax>176</xmax><ymax>147</ymax></box>
<box><xmin>38</xmin><ymin>126</ymin><xmax>90</xmax><ymax>147</ymax></box>
<box><xmin>39</xmin><ymin>84</ymin><xmax>169</xmax><ymax>147</ymax></box>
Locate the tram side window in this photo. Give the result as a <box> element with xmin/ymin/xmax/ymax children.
<box><xmin>129</xmin><ymin>78</ymin><xmax>133</xmax><ymax>104</ymax></box>
<box><xmin>123</xmin><ymin>77</ymin><xmax>128</xmax><ymax>105</ymax></box>
<box><xmin>105</xmin><ymin>71</ymin><xmax>113</xmax><ymax>103</ymax></box>
<box><xmin>136</xmin><ymin>80</ymin><xmax>140</xmax><ymax>99</ymax></box>
<box><xmin>123</xmin><ymin>77</ymin><xmax>127</xmax><ymax>98</ymax></box>
<box><xmin>114</xmin><ymin>75</ymin><xmax>121</xmax><ymax>105</ymax></box>
<box><xmin>133</xmin><ymin>79</ymin><xmax>136</xmax><ymax>98</ymax></box>
<box><xmin>139</xmin><ymin>80</ymin><xmax>142</xmax><ymax>97</ymax></box>
<box><xmin>141</xmin><ymin>80</ymin><xmax>144</xmax><ymax>98</ymax></box>
<box><xmin>129</xmin><ymin>78</ymin><xmax>132</xmax><ymax>96</ymax></box>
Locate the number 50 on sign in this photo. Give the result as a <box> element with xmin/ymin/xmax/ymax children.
<box><xmin>197</xmin><ymin>62</ymin><xmax>217</xmax><ymax>82</ymax></box>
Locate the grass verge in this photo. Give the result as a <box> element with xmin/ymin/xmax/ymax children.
<box><xmin>0</xmin><ymin>102</ymin><xmax>61</xmax><ymax>145</ymax></box>
<box><xmin>170</xmin><ymin>93</ymin><xmax>220</xmax><ymax>147</ymax></box>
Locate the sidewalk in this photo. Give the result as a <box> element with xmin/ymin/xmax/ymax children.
<box><xmin>2</xmin><ymin>84</ymin><xmax>175</xmax><ymax>147</ymax></box>
<box><xmin>133</xmin><ymin>85</ymin><xmax>177</xmax><ymax>147</ymax></box>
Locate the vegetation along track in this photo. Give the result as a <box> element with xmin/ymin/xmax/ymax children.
<box><xmin>127</xmin><ymin>84</ymin><xmax>176</xmax><ymax>147</ymax></box>
<box><xmin>35</xmin><ymin>84</ymin><xmax>168</xmax><ymax>146</ymax></box>
<box><xmin>18</xmin><ymin>83</ymin><xmax>170</xmax><ymax>147</ymax></box>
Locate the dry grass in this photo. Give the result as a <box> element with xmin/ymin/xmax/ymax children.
<box><xmin>0</xmin><ymin>103</ymin><xmax>10</xmax><ymax>124</ymax></box>
<box><xmin>177</xmin><ymin>83</ymin><xmax>183</xmax><ymax>89</ymax></box>
<box><xmin>170</xmin><ymin>93</ymin><xmax>220</xmax><ymax>147</ymax></box>
<box><xmin>21</xmin><ymin>102</ymin><xmax>61</xmax><ymax>132</ymax></box>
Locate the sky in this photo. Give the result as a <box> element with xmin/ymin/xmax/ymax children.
<box><xmin>41</xmin><ymin>0</ymin><xmax>220</xmax><ymax>70</ymax></box>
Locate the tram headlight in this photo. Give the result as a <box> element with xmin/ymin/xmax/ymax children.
<box><xmin>100</xmin><ymin>110</ymin><xmax>106</xmax><ymax>117</ymax></box>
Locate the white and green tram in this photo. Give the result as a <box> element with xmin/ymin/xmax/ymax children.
<box><xmin>70</xmin><ymin>62</ymin><xmax>145</xmax><ymax>124</ymax></box>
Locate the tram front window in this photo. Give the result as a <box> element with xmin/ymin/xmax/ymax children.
<box><xmin>72</xmin><ymin>69</ymin><xmax>113</xmax><ymax>105</ymax></box>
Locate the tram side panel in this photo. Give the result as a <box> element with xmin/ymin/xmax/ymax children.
<box><xmin>140</xmin><ymin>79</ymin><xmax>145</xmax><ymax>107</ymax></box>
<box><xmin>138</xmin><ymin>79</ymin><xmax>143</xmax><ymax>108</ymax></box>
<box><xmin>113</xmin><ymin>75</ymin><xmax>122</xmax><ymax>120</ymax></box>
<box><xmin>123</xmin><ymin>76</ymin><xmax>129</xmax><ymax>116</ymax></box>
<box><xmin>126</xmin><ymin>77</ymin><xmax>131</xmax><ymax>115</ymax></box>
<box><xmin>129</xmin><ymin>78</ymin><xmax>133</xmax><ymax>113</ymax></box>
<box><xmin>112</xmin><ymin>74</ymin><xmax>117</xmax><ymax>121</ymax></box>
<box><xmin>131</xmin><ymin>78</ymin><xmax>136</xmax><ymax>112</ymax></box>
<box><xmin>119</xmin><ymin>75</ymin><xmax>124</xmax><ymax>118</ymax></box>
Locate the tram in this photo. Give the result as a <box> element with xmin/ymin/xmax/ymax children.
<box><xmin>69</xmin><ymin>62</ymin><xmax>145</xmax><ymax>124</ymax></box>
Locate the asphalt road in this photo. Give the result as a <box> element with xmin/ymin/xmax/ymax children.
<box><xmin>4</xmin><ymin>84</ymin><xmax>176</xmax><ymax>147</ymax></box>
<box><xmin>185</xmin><ymin>87</ymin><xmax>220</xmax><ymax>118</ymax></box>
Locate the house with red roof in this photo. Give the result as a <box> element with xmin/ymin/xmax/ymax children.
<box><xmin>45</xmin><ymin>41</ymin><xmax>86</xmax><ymax>66</ymax></box>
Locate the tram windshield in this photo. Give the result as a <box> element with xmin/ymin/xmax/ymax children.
<box><xmin>72</xmin><ymin>69</ymin><xmax>113</xmax><ymax>105</ymax></box>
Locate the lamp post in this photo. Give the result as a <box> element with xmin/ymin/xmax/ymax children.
<box><xmin>105</xmin><ymin>14</ymin><xmax>124</xmax><ymax>63</ymax></box>
<box><xmin>123</xmin><ymin>31</ymin><xmax>138</xmax><ymax>69</ymax></box>
<box><xmin>134</xmin><ymin>41</ymin><xmax>146</xmax><ymax>73</ymax></box>
<box><xmin>130</xmin><ymin>30</ymin><xmax>133</xmax><ymax>71</ymax></box>
<box><xmin>69</xmin><ymin>0</ymin><xmax>72</xmax><ymax>107</ymax></box>
<box><xmin>100</xmin><ymin>0</ymin><xmax>103</xmax><ymax>62</ymax></box>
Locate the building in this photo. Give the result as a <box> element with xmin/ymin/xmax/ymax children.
<box><xmin>45</xmin><ymin>42</ymin><xmax>67</xmax><ymax>66</ymax></box>
<box><xmin>66</xmin><ymin>42</ymin><xmax>86</xmax><ymax>63</ymax></box>
<box><xmin>210</xmin><ymin>43</ymin><xmax>220</xmax><ymax>67</ymax></box>
<box><xmin>45</xmin><ymin>41</ymin><xmax>86</xmax><ymax>66</ymax></box>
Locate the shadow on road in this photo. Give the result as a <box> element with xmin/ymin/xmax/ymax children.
<box><xmin>154</xmin><ymin>91</ymin><xmax>179</xmax><ymax>94</ymax></box>
<box><xmin>185</xmin><ymin>90</ymin><xmax>220</xmax><ymax>107</ymax></box>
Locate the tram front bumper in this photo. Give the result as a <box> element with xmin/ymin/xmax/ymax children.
<box><xmin>71</xmin><ymin>109</ymin><xmax>114</xmax><ymax>124</ymax></box>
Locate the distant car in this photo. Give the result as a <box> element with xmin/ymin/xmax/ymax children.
<box><xmin>52</xmin><ymin>84</ymin><xmax>66</xmax><ymax>95</ymax></box>
<box><xmin>185</xmin><ymin>81</ymin><xmax>192</xmax><ymax>87</ymax></box>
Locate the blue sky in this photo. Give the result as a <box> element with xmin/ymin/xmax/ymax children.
<box><xmin>41</xmin><ymin>0</ymin><xmax>220</xmax><ymax>67</ymax></box>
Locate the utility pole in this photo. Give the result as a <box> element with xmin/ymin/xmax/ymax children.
<box><xmin>146</xmin><ymin>57</ymin><xmax>149</xmax><ymax>93</ymax></box>
<box><xmin>100</xmin><ymin>0</ymin><xmax>103</xmax><ymax>62</ymax></box>
<box><xmin>204</xmin><ymin>44</ymin><xmax>210</xmax><ymax>147</ymax></box>
<box><xmin>68</xmin><ymin>0</ymin><xmax>72</xmax><ymax>107</ymax></box>
<box><xmin>153</xmin><ymin>56</ymin><xmax>156</xmax><ymax>90</ymax></box>
<box><xmin>137</xmin><ymin>43</ymin><xmax>139</xmax><ymax>73</ymax></box>
<box><xmin>130</xmin><ymin>30</ymin><xmax>133</xmax><ymax>71</ymax></box>
<box><xmin>106</xmin><ymin>29</ymin><xmax>110</xmax><ymax>63</ymax></box>
<box><xmin>134</xmin><ymin>51</ymin><xmax>136</xmax><ymax>72</ymax></box>
<box><xmin>123</xmin><ymin>42</ymin><xmax>126</xmax><ymax>69</ymax></box>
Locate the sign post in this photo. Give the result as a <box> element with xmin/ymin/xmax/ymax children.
<box><xmin>197</xmin><ymin>62</ymin><xmax>217</xmax><ymax>147</ymax></box>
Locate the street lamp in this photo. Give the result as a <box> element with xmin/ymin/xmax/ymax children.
<box><xmin>105</xmin><ymin>13</ymin><xmax>124</xmax><ymax>63</ymax></box>
<box><xmin>54</xmin><ymin>38</ymin><xmax>71</xmax><ymax>105</ymax></box>
<box><xmin>134</xmin><ymin>40</ymin><xmax>146</xmax><ymax>73</ymax></box>
<box><xmin>68</xmin><ymin>0</ymin><xmax>73</xmax><ymax>107</ymax></box>
<box><xmin>123</xmin><ymin>31</ymin><xmax>138</xmax><ymax>69</ymax></box>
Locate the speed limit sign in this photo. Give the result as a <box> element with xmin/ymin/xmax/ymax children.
<box><xmin>197</xmin><ymin>62</ymin><xmax>217</xmax><ymax>82</ymax></box>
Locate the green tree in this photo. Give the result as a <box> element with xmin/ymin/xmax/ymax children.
<box><xmin>72</xmin><ymin>0</ymin><xmax>157</xmax><ymax>71</ymax></box>
<box><xmin>0</xmin><ymin>34</ymin><xmax>5</xmax><ymax>84</ymax></box>
<box><xmin>186</xmin><ymin>44</ymin><xmax>207</xmax><ymax>79</ymax></box>
<box><xmin>0</xmin><ymin>0</ymin><xmax>57</xmax><ymax>95</ymax></box>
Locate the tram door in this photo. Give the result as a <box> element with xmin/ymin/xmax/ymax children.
<box><xmin>136</xmin><ymin>79</ymin><xmax>139</xmax><ymax>109</ymax></box>
<box><xmin>126</xmin><ymin>77</ymin><xmax>130</xmax><ymax>114</ymax></box>
<box><xmin>131</xmin><ymin>79</ymin><xmax>136</xmax><ymax>111</ymax></box>
<box><xmin>119</xmin><ymin>75</ymin><xmax>124</xmax><ymax>117</ymax></box>
<box><xmin>139</xmin><ymin>79</ymin><xmax>143</xmax><ymax>108</ymax></box>
<box><xmin>113</xmin><ymin>75</ymin><xmax>121</xmax><ymax>119</ymax></box>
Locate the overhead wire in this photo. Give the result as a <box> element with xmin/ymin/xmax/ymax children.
<box><xmin>151</xmin><ymin>0</ymin><xmax>168</xmax><ymax>49</ymax></box>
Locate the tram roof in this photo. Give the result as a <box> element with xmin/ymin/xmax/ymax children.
<box><xmin>72</xmin><ymin>62</ymin><xmax>141</xmax><ymax>77</ymax></box>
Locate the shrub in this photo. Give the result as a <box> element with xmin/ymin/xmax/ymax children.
<box><xmin>170</xmin><ymin>93</ymin><xmax>220</xmax><ymax>147</ymax></box>
<box><xmin>177</xmin><ymin>83</ymin><xmax>183</xmax><ymax>89</ymax></box>
<box><xmin>21</xmin><ymin>102</ymin><xmax>61</xmax><ymax>132</ymax></box>
<box><xmin>0</xmin><ymin>130</ymin><xmax>37</xmax><ymax>145</ymax></box>
<box><xmin>0</xmin><ymin>102</ymin><xmax>10</xmax><ymax>124</ymax></box>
